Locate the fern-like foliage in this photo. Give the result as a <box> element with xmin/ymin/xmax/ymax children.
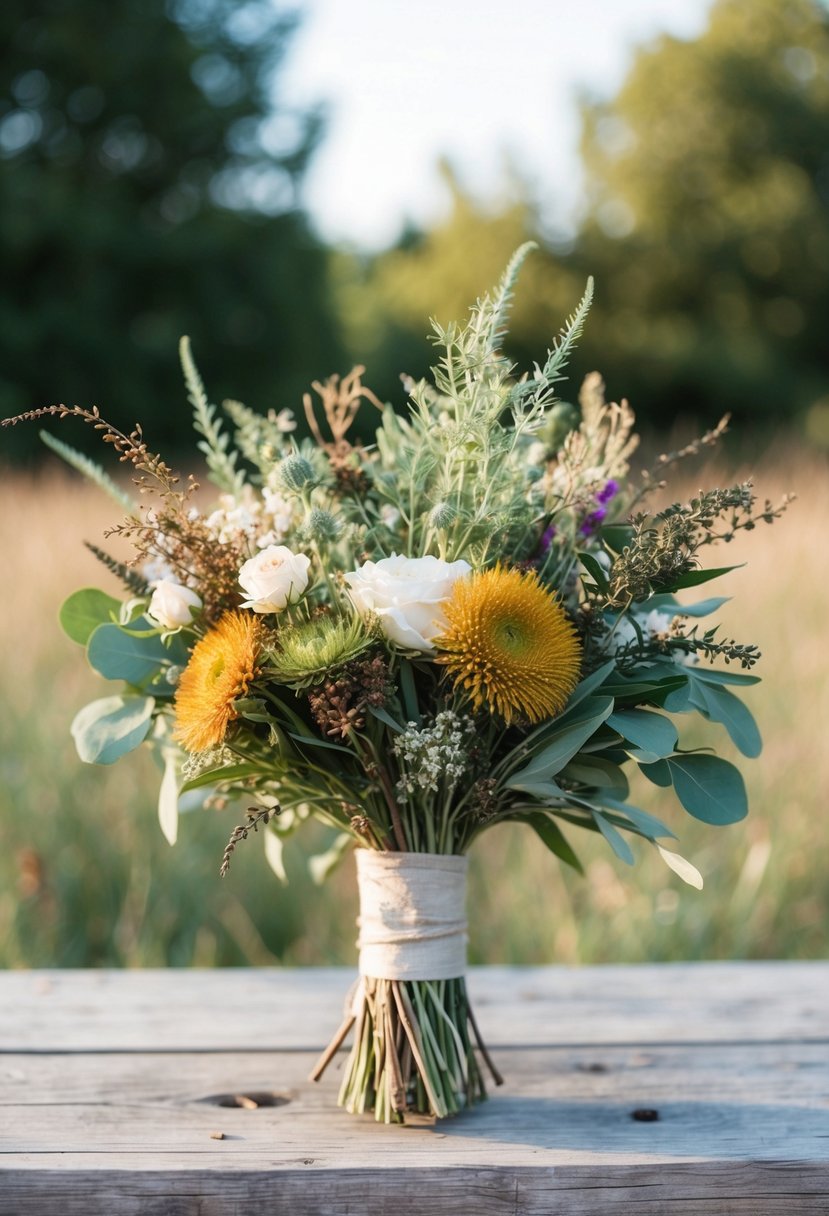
<box><xmin>485</xmin><ymin>240</ymin><xmax>538</xmax><ymax>355</ymax></box>
<box><xmin>85</xmin><ymin>543</ymin><xmax>151</xmax><ymax>596</ymax></box>
<box><xmin>223</xmin><ymin>397</ymin><xmax>290</xmax><ymax>478</ymax></box>
<box><xmin>40</xmin><ymin>430</ymin><xmax>136</xmax><ymax>511</ymax></box>
<box><xmin>510</xmin><ymin>275</ymin><xmax>594</xmax><ymax>416</ymax></box>
<box><xmin>179</xmin><ymin>336</ymin><xmax>245</xmax><ymax>496</ymax></box>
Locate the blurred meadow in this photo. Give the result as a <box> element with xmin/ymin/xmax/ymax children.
<box><xmin>2</xmin><ymin>0</ymin><xmax>829</xmax><ymax>967</ymax></box>
<box><xmin>1</xmin><ymin>440</ymin><xmax>826</xmax><ymax>968</ymax></box>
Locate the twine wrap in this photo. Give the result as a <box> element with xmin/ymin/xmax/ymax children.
<box><xmin>356</xmin><ymin>850</ymin><xmax>468</xmax><ymax>981</ymax></box>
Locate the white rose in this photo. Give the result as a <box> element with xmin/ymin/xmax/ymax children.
<box><xmin>239</xmin><ymin>545</ymin><xmax>311</xmax><ymax>613</ymax></box>
<box><xmin>345</xmin><ymin>554</ymin><xmax>471</xmax><ymax>652</ymax></box>
<box><xmin>147</xmin><ymin>579</ymin><xmax>202</xmax><ymax>629</ymax></box>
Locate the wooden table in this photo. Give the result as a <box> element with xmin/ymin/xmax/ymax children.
<box><xmin>1</xmin><ymin>964</ymin><xmax>827</xmax><ymax>1213</ymax></box>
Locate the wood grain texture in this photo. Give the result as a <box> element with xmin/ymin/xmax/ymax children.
<box><xmin>2</xmin><ymin>962</ymin><xmax>828</xmax><ymax>1050</ymax></box>
<box><xmin>1</xmin><ymin>965</ymin><xmax>828</xmax><ymax>1214</ymax></box>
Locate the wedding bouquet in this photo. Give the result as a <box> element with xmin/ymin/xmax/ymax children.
<box><xmin>3</xmin><ymin>244</ymin><xmax>788</xmax><ymax>1123</ymax></box>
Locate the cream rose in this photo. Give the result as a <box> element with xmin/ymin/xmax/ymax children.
<box><xmin>239</xmin><ymin>545</ymin><xmax>311</xmax><ymax>613</ymax></box>
<box><xmin>147</xmin><ymin>579</ymin><xmax>202</xmax><ymax>629</ymax></box>
<box><xmin>345</xmin><ymin>554</ymin><xmax>471</xmax><ymax>652</ymax></box>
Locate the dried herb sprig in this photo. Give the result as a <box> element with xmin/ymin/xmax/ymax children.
<box><xmin>605</xmin><ymin>482</ymin><xmax>790</xmax><ymax>608</ymax></box>
<box><xmin>220</xmin><ymin>806</ymin><xmax>278</xmax><ymax>878</ymax></box>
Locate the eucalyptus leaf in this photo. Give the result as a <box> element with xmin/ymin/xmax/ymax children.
<box><xmin>593</xmin><ymin>812</ymin><xmax>635</xmax><ymax>865</ymax></box>
<box><xmin>60</xmin><ymin>588</ymin><xmax>121</xmax><ymax>646</ymax></box>
<box><xmin>640</xmin><ymin>758</ymin><xmax>672</xmax><ymax>788</ymax></box>
<box><xmin>87</xmin><ymin>622</ymin><xmax>186</xmax><ymax>685</ymax></box>
<box><xmin>688</xmin><ymin>676</ymin><xmax>762</xmax><ymax>758</ymax></box>
<box><xmin>657</xmin><ymin>845</ymin><xmax>704</xmax><ymax>889</ymax></box>
<box><xmin>560</xmin><ymin>756</ymin><xmax>629</xmax><ymax>795</ymax></box>
<box><xmin>504</xmin><ymin>697</ymin><xmax>613</xmax><ymax>787</ymax></box>
<box><xmin>608</xmin><ymin>708</ymin><xmax>678</xmax><ymax>759</ymax></box>
<box><xmin>564</xmin><ymin>660</ymin><xmax>615</xmax><ymax>711</ymax></box>
<box><xmin>688</xmin><ymin>666</ymin><xmax>761</xmax><ymax>687</ymax></box>
<box><xmin>158</xmin><ymin>750</ymin><xmax>179</xmax><ymax>846</ymax></box>
<box><xmin>662</xmin><ymin>681</ymin><xmax>694</xmax><ymax>713</ymax></box>
<box><xmin>645</xmin><ymin>593</ymin><xmax>731</xmax><ymax>619</ymax></box>
<box><xmin>70</xmin><ymin>695</ymin><xmax>155</xmax><ymax>765</ymax></box>
<box><xmin>668</xmin><ymin>755</ymin><xmax>748</xmax><ymax>825</ymax></box>
<box><xmin>516</xmin><ymin>813</ymin><xmax>583</xmax><ymax>874</ymax></box>
<box><xmin>180</xmin><ymin>762</ymin><xmax>262</xmax><ymax>793</ymax></box>
<box><xmin>599</xmin><ymin>797</ymin><xmax>676</xmax><ymax>840</ymax></box>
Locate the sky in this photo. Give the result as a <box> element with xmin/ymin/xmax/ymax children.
<box><xmin>280</xmin><ymin>0</ymin><xmax>714</xmax><ymax>250</ymax></box>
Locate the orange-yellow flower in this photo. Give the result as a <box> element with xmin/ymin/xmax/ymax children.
<box><xmin>173</xmin><ymin>611</ymin><xmax>263</xmax><ymax>753</ymax></box>
<box><xmin>434</xmin><ymin>566</ymin><xmax>581</xmax><ymax>724</ymax></box>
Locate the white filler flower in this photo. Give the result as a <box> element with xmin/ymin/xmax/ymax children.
<box><xmin>147</xmin><ymin>579</ymin><xmax>202</xmax><ymax>629</ymax></box>
<box><xmin>239</xmin><ymin>545</ymin><xmax>311</xmax><ymax>613</ymax></box>
<box><xmin>345</xmin><ymin>554</ymin><xmax>471</xmax><ymax>652</ymax></box>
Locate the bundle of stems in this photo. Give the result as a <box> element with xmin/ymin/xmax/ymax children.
<box><xmin>310</xmin><ymin>976</ymin><xmax>503</xmax><ymax>1122</ymax></box>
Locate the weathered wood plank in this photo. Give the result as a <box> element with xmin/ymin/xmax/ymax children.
<box><xmin>1</xmin><ymin>1043</ymin><xmax>828</xmax><ymax>1165</ymax></box>
<box><xmin>2</xmin><ymin>963</ymin><xmax>827</xmax><ymax>1051</ymax></box>
<box><xmin>2</xmin><ymin>1164</ymin><xmax>828</xmax><ymax>1215</ymax></box>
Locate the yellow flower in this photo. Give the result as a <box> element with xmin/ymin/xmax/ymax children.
<box><xmin>434</xmin><ymin>566</ymin><xmax>581</xmax><ymax>724</ymax></box>
<box><xmin>173</xmin><ymin>611</ymin><xmax>263</xmax><ymax>753</ymax></box>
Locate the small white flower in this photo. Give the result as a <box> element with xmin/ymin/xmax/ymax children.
<box><xmin>238</xmin><ymin>545</ymin><xmax>311</xmax><ymax>613</ymax></box>
<box><xmin>643</xmin><ymin>609</ymin><xmax>674</xmax><ymax>638</ymax></box>
<box><xmin>344</xmin><ymin>554</ymin><xmax>471</xmax><ymax>652</ymax></box>
<box><xmin>147</xmin><ymin>579</ymin><xmax>202</xmax><ymax>629</ymax></box>
<box><xmin>380</xmin><ymin>504</ymin><xmax>401</xmax><ymax>530</ymax></box>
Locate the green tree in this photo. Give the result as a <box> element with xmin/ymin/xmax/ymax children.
<box><xmin>575</xmin><ymin>0</ymin><xmax>829</xmax><ymax>429</ymax></box>
<box><xmin>0</xmin><ymin>0</ymin><xmax>342</xmax><ymax>459</ymax></box>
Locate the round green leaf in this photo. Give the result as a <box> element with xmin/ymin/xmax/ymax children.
<box><xmin>71</xmin><ymin>695</ymin><xmax>154</xmax><ymax>765</ymax></box>
<box><xmin>59</xmin><ymin>588</ymin><xmax>121</xmax><ymax>645</ymax></box>
<box><xmin>668</xmin><ymin>755</ymin><xmax>748</xmax><ymax>825</ymax></box>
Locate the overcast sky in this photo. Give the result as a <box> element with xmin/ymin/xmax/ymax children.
<box><xmin>280</xmin><ymin>0</ymin><xmax>714</xmax><ymax>249</ymax></box>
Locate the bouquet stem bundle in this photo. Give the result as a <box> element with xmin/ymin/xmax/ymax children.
<box><xmin>312</xmin><ymin>974</ymin><xmax>501</xmax><ymax>1122</ymax></box>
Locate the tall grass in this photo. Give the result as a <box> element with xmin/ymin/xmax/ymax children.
<box><xmin>1</xmin><ymin>442</ymin><xmax>826</xmax><ymax>967</ymax></box>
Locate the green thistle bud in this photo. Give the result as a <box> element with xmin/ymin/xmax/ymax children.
<box><xmin>429</xmin><ymin>502</ymin><xmax>455</xmax><ymax>530</ymax></box>
<box><xmin>278</xmin><ymin>454</ymin><xmax>315</xmax><ymax>493</ymax></box>
<box><xmin>308</xmin><ymin>508</ymin><xmax>340</xmax><ymax>543</ymax></box>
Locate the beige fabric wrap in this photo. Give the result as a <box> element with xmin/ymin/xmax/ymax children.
<box><xmin>355</xmin><ymin>850</ymin><xmax>468</xmax><ymax>981</ymax></box>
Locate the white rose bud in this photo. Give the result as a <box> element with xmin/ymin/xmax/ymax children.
<box><xmin>239</xmin><ymin>545</ymin><xmax>311</xmax><ymax>613</ymax></box>
<box><xmin>344</xmin><ymin>554</ymin><xmax>471</xmax><ymax>652</ymax></box>
<box><xmin>147</xmin><ymin>579</ymin><xmax>202</xmax><ymax>629</ymax></box>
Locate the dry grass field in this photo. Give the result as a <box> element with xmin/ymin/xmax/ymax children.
<box><xmin>1</xmin><ymin>439</ymin><xmax>826</xmax><ymax>968</ymax></box>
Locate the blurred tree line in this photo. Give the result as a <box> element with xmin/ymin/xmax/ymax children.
<box><xmin>0</xmin><ymin>0</ymin><xmax>343</xmax><ymax>460</ymax></box>
<box><xmin>2</xmin><ymin>0</ymin><xmax>828</xmax><ymax>462</ymax></box>
<box><xmin>340</xmin><ymin>0</ymin><xmax>829</xmax><ymax>443</ymax></box>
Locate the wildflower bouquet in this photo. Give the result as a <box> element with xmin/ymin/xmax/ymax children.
<box><xmin>4</xmin><ymin>244</ymin><xmax>788</xmax><ymax>1123</ymax></box>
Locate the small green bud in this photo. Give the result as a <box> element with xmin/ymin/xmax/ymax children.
<box><xmin>429</xmin><ymin>502</ymin><xmax>455</xmax><ymax>530</ymax></box>
<box><xmin>308</xmin><ymin>508</ymin><xmax>340</xmax><ymax>543</ymax></box>
<box><xmin>278</xmin><ymin>454</ymin><xmax>315</xmax><ymax>493</ymax></box>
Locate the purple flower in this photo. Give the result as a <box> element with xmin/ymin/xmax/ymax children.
<box><xmin>539</xmin><ymin>523</ymin><xmax>557</xmax><ymax>552</ymax></box>
<box><xmin>579</xmin><ymin>508</ymin><xmax>607</xmax><ymax>537</ymax></box>
<box><xmin>596</xmin><ymin>479</ymin><xmax>619</xmax><ymax>506</ymax></box>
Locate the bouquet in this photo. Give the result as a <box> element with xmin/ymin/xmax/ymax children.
<box><xmin>3</xmin><ymin>244</ymin><xmax>789</xmax><ymax>1123</ymax></box>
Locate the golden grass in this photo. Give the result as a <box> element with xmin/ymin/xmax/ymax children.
<box><xmin>0</xmin><ymin>444</ymin><xmax>826</xmax><ymax>966</ymax></box>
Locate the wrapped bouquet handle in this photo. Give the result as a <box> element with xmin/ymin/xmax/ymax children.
<box><xmin>310</xmin><ymin>849</ymin><xmax>502</xmax><ymax>1122</ymax></box>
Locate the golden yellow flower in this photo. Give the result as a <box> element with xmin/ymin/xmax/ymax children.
<box><xmin>434</xmin><ymin>566</ymin><xmax>581</xmax><ymax>724</ymax></box>
<box><xmin>173</xmin><ymin>611</ymin><xmax>263</xmax><ymax>753</ymax></box>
